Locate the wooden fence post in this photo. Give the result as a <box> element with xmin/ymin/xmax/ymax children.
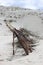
<box><xmin>12</xmin><ymin>32</ymin><xmax>15</xmax><ymax>55</ymax></box>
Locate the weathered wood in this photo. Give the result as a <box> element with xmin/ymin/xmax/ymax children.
<box><xmin>5</xmin><ymin>22</ymin><xmax>35</xmax><ymax>55</ymax></box>
<box><xmin>13</xmin><ymin>32</ymin><xmax>15</xmax><ymax>55</ymax></box>
<box><xmin>13</xmin><ymin>28</ymin><xmax>32</xmax><ymax>55</ymax></box>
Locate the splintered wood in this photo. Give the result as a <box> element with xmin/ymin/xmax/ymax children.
<box><xmin>5</xmin><ymin>22</ymin><xmax>36</xmax><ymax>55</ymax></box>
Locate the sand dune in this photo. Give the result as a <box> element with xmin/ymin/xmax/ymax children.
<box><xmin>0</xmin><ymin>6</ymin><xmax>43</xmax><ymax>65</ymax></box>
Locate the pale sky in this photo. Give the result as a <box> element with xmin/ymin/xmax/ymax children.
<box><xmin>0</xmin><ymin>0</ymin><xmax>43</xmax><ymax>9</ymax></box>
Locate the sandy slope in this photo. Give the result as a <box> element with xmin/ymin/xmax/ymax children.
<box><xmin>0</xmin><ymin>40</ymin><xmax>43</xmax><ymax>65</ymax></box>
<box><xmin>0</xmin><ymin>6</ymin><xmax>43</xmax><ymax>65</ymax></box>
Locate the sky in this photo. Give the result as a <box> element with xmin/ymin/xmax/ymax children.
<box><xmin>0</xmin><ymin>0</ymin><xmax>43</xmax><ymax>9</ymax></box>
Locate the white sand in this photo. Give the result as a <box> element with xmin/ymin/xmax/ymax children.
<box><xmin>0</xmin><ymin>6</ymin><xmax>43</xmax><ymax>65</ymax></box>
